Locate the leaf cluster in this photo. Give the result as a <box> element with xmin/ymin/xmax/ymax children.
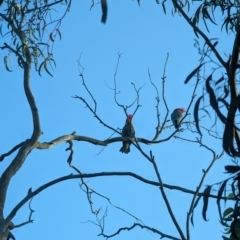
<box><xmin>0</xmin><ymin>0</ymin><xmax>66</xmax><ymax>76</ymax></box>
<box><xmin>200</xmin><ymin>165</ymin><xmax>240</xmax><ymax>240</ymax></box>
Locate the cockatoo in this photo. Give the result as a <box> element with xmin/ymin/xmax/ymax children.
<box><xmin>119</xmin><ymin>114</ymin><xmax>135</xmax><ymax>154</ymax></box>
<box><xmin>171</xmin><ymin>108</ymin><xmax>185</xmax><ymax>129</ymax></box>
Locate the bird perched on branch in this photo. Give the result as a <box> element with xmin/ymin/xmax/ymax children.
<box><xmin>119</xmin><ymin>114</ymin><xmax>135</xmax><ymax>154</ymax></box>
<box><xmin>171</xmin><ymin>108</ymin><xmax>185</xmax><ymax>129</ymax></box>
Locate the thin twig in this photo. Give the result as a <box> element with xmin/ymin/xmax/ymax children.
<box><xmin>158</xmin><ymin>52</ymin><xmax>170</xmax><ymax>136</ymax></box>
<box><xmin>186</xmin><ymin>140</ymin><xmax>224</xmax><ymax>240</ymax></box>
<box><xmin>148</xmin><ymin>68</ymin><xmax>161</xmax><ymax>140</ymax></box>
<box><xmin>0</xmin><ymin>141</ymin><xmax>26</xmax><ymax>161</ymax></box>
<box><xmin>150</xmin><ymin>151</ymin><xmax>186</xmax><ymax>240</ymax></box>
<box><xmin>98</xmin><ymin>222</ymin><xmax>181</xmax><ymax>240</ymax></box>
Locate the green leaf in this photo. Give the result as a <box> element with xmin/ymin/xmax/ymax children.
<box><xmin>194</xmin><ymin>96</ymin><xmax>203</xmax><ymax>136</ymax></box>
<box><xmin>215</xmin><ymin>75</ymin><xmax>224</xmax><ymax>86</ymax></box>
<box><xmin>34</xmin><ymin>57</ymin><xmax>38</xmax><ymax>71</ymax></box>
<box><xmin>101</xmin><ymin>0</ymin><xmax>108</xmax><ymax>24</ymax></box>
<box><xmin>44</xmin><ymin>61</ymin><xmax>53</xmax><ymax>77</ymax></box>
<box><xmin>38</xmin><ymin>60</ymin><xmax>46</xmax><ymax>76</ymax></box>
<box><xmin>48</xmin><ymin>58</ymin><xmax>56</xmax><ymax>68</ymax></box>
<box><xmin>162</xmin><ymin>0</ymin><xmax>167</xmax><ymax>14</ymax></box>
<box><xmin>191</xmin><ymin>5</ymin><xmax>202</xmax><ymax>38</ymax></box>
<box><xmin>36</xmin><ymin>47</ymin><xmax>45</xmax><ymax>58</ymax></box>
<box><xmin>17</xmin><ymin>56</ymin><xmax>23</xmax><ymax>68</ymax></box>
<box><xmin>37</xmin><ymin>23</ymin><xmax>42</xmax><ymax>39</ymax></box>
<box><xmin>212</xmin><ymin>41</ymin><xmax>219</xmax><ymax>48</ymax></box>
<box><xmin>200</xmin><ymin>108</ymin><xmax>211</xmax><ymax>119</ymax></box>
<box><xmin>225</xmin><ymin>165</ymin><xmax>240</xmax><ymax>173</ymax></box>
<box><xmin>193</xmin><ymin>5</ymin><xmax>202</xmax><ymax>25</ymax></box>
<box><xmin>217</xmin><ymin>180</ymin><xmax>227</xmax><ymax>204</ymax></box>
<box><xmin>50</xmin><ymin>32</ymin><xmax>54</xmax><ymax>42</ymax></box>
<box><xmin>38</xmin><ymin>57</ymin><xmax>56</xmax><ymax>77</ymax></box>
<box><xmin>223</xmin><ymin>86</ymin><xmax>229</xmax><ymax>99</ymax></box>
<box><xmin>203</xmin><ymin>15</ymin><xmax>210</xmax><ymax>33</ymax></box>
<box><xmin>55</xmin><ymin>29</ymin><xmax>62</xmax><ymax>40</ymax></box>
<box><xmin>220</xmin><ymin>219</ymin><xmax>231</xmax><ymax>227</ymax></box>
<box><xmin>221</xmin><ymin>16</ymin><xmax>230</xmax><ymax>34</ymax></box>
<box><xmin>3</xmin><ymin>55</ymin><xmax>12</xmax><ymax>72</ymax></box>
<box><xmin>184</xmin><ymin>63</ymin><xmax>204</xmax><ymax>84</ymax></box>
<box><xmin>231</xmin><ymin>179</ymin><xmax>236</xmax><ymax>197</ymax></box>
<box><xmin>227</xmin><ymin>193</ymin><xmax>234</xmax><ymax>199</ymax></box>
<box><xmin>202</xmin><ymin>185</ymin><xmax>211</xmax><ymax>221</ymax></box>
<box><xmin>217</xmin><ymin>180</ymin><xmax>228</xmax><ymax>223</ymax></box>
<box><xmin>205</xmin><ymin>74</ymin><xmax>226</xmax><ymax>123</ymax></box>
<box><xmin>223</xmin><ymin>217</ymin><xmax>233</xmax><ymax>222</ymax></box>
<box><xmin>13</xmin><ymin>37</ymin><xmax>17</xmax><ymax>46</ymax></box>
<box><xmin>202</xmin><ymin>6</ymin><xmax>217</xmax><ymax>25</ymax></box>
<box><xmin>31</xmin><ymin>28</ymin><xmax>39</xmax><ymax>41</ymax></box>
<box><xmin>222</xmin><ymin>235</ymin><xmax>230</xmax><ymax>240</ymax></box>
<box><xmin>223</xmin><ymin>207</ymin><xmax>234</xmax><ymax>218</ymax></box>
<box><xmin>191</xmin><ymin>194</ymin><xmax>202</xmax><ymax>226</ymax></box>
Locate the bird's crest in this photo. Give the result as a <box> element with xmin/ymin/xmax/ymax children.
<box><xmin>127</xmin><ymin>114</ymin><xmax>133</xmax><ymax>122</ymax></box>
<box><xmin>178</xmin><ymin>108</ymin><xmax>186</xmax><ymax>113</ymax></box>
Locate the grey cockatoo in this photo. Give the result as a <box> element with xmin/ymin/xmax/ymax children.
<box><xmin>171</xmin><ymin>108</ymin><xmax>185</xmax><ymax>129</ymax></box>
<box><xmin>119</xmin><ymin>114</ymin><xmax>135</xmax><ymax>154</ymax></box>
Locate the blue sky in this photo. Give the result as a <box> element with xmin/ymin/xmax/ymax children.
<box><xmin>0</xmin><ymin>0</ymin><xmax>235</xmax><ymax>239</ymax></box>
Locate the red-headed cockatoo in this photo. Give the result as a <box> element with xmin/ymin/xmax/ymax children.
<box><xmin>171</xmin><ymin>108</ymin><xmax>185</xmax><ymax>129</ymax></box>
<box><xmin>119</xmin><ymin>114</ymin><xmax>135</xmax><ymax>154</ymax></box>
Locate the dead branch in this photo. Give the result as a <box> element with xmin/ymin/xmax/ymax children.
<box><xmin>0</xmin><ymin>141</ymin><xmax>26</xmax><ymax>162</ymax></box>
<box><xmin>157</xmin><ymin>52</ymin><xmax>170</xmax><ymax>137</ymax></box>
<box><xmin>149</xmin><ymin>151</ymin><xmax>186</xmax><ymax>240</ymax></box>
<box><xmin>4</xmin><ymin>169</ymin><xmax>232</xmax><ymax>227</ymax></box>
<box><xmin>11</xmin><ymin>199</ymin><xmax>34</xmax><ymax>229</ymax></box>
<box><xmin>98</xmin><ymin>222</ymin><xmax>181</xmax><ymax>240</ymax></box>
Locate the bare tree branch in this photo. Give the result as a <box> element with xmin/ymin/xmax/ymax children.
<box><xmin>0</xmin><ymin>141</ymin><xmax>26</xmax><ymax>162</ymax></box>
<box><xmin>0</xmin><ymin>6</ymin><xmax>42</xmax><ymax>225</ymax></box>
<box><xmin>149</xmin><ymin>151</ymin><xmax>186</xmax><ymax>240</ymax></box>
<box><xmin>186</xmin><ymin>140</ymin><xmax>224</xmax><ymax>239</ymax></box>
<box><xmin>5</xmin><ymin>169</ymin><xmax>230</xmax><ymax>225</ymax></box>
<box><xmin>98</xmin><ymin>222</ymin><xmax>181</xmax><ymax>240</ymax></box>
<box><xmin>11</xmin><ymin>199</ymin><xmax>34</xmax><ymax>229</ymax></box>
<box><xmin>157</xmin><ymin>52</ymin><xmax>170</xmax><ymax>136</ymax></box>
